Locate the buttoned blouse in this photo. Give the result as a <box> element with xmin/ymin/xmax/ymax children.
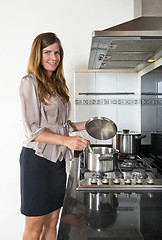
<box><xmin>19</xmin><ymin>73</ymin><xmax>74</xmax><ymax>172</ymax></box>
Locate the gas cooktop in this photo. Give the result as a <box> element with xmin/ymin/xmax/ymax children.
<box><xmin>76</xmin><ymin>153</ymin><xmax>162</xmax><ymax>192</ymax></box>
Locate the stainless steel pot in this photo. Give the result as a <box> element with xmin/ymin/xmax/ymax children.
<box><xmin>112</xmin><ymin>129</ymin><xmax>146</xmax><ymax>154</ymax></box>
<box><xmin>87</xmin><ymin>146</ymin><xmax>119</xmax><ymax>172</ymax></box>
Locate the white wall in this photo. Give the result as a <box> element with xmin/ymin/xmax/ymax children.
<box><xmin>0</xmin><ymin>0</ymin><xmax>133</xmax><ymax>239</ymax></box>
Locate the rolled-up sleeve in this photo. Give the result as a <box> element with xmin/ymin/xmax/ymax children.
<box><xmin>19</xmin><ymin>76</ymin><xmax>46</xmax><ymax>142</ymax></box>
<box><xmin>66</xmin><ymin>120</ymin><xmax>75</xmax><ymax>133</ymax></box>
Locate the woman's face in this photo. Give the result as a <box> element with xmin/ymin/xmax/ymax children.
<box><xmin>41</xmin><ymin>42</ymin><xmax>61</xmax><ymax>77</ymax></box>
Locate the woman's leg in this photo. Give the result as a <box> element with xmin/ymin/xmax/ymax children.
<box><xmin>23</xmin><ymin>215</ymin><xmax>45</xmax><ymax>240</ymax></box>
<box><xmin>40</xmin><ymin>208</ymin><xmax>61</xmax><ymax>240</ymax></box>
<box><xmin>23</xmin><ymin>208</ymin><xmax>60</xmax><ymax>240</ymax></box>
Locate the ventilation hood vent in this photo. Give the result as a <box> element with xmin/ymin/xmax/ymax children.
<box><xmin>88</xmin><ymin>0</ymin><xmax>162</xmax><ymax>70</ymax></box>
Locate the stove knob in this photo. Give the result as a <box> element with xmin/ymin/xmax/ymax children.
<box><xmin>113</xmin><ymin>176</ymin><xmax>120</xmax><ymax>184</ymax></box>
<box><xmin>125</xmin><ymin>178</ymin><xmax>131</xmax><ymax>184</ymax></box>
<box><xmin>91</xmin><ymin>177</ymin><xmax>97</xmax><ymax>184</ymax></box>
<box><xmin>147</xmin><ymin>177</ymin><xmax>154</xmax><ymax>184</ymax></box>
<box><xmin>136</xmin><ymin>177</ymin><xmax>142</xmax><ymax>184</ymax></box>
<box><xmin>101</xmin><ymin>176</ymin><xmax>109</xmax><ymax>184</ymax></box>
<box><xmin>125</xmin><ymin>193</ymin><xmax>131</xmax><ymax>197</ymax></box>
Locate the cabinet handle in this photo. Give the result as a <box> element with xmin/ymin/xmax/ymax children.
<box><xmin>79</xmin><ymin>92</ymin><xmax>135</xmax><ymax>95</ymax></box>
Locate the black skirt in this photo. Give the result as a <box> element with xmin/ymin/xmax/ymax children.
<box><xmin>19</xmin><ymin>147</ymin><xmax>66</xmax><ymax>217</ymax></box>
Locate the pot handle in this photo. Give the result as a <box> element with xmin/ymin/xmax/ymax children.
<box><xmin>135</xmin><ymin>134</ymin><xmax>146</xmax><ymax>140</ymax></box>
<box><xmin>99</xmin><ymin>154</ymin><xmax>114</xmax><ymax>161</ymax></box>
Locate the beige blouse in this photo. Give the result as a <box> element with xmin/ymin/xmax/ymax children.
<box><xmin>19</xmin><ymin>73</ymin><xmax>74</xmax><ymax>172</ymax></box>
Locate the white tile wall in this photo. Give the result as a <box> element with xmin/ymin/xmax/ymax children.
<box><xmin>96</xmin><ymin>72</ymin><xmax>117</xmax><ymax>96</ymax></box>
<box><xmin>117</xmin><ymin>105</ymin><xmax>140</xmax><ymax>131</ymax></box>
<box><xmin>75</xmin><ymin>72</ymin><xmax>96</xmax><ymax>98</ymax></box>
<box><xmin>74</xmin><ymin>71</ymin><xmax>140</xmax><ymax>144</ymax></box>
<box><xmin>116</xmin><ymin>72</ymin><xmax>139</xmax><ymax>99</ymax></box>
<box><xmin>75</xmin><ymin>104</ymin><xmax>96</xmax><ymax>122</ymax></box>
<box><xmin>96</xmin><ymin>105</ymin><xmax>117</xmax><ymax>123</ymax></box>
<box><xmin>74</xmin><ymin>104</ymin><xmax>97</xmax><ymax>144</ymax></box>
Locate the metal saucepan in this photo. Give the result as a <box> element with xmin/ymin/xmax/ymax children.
<box><xmin>85</xmin><ymin>117</ymin><xmax>117</xmax><ymax>140</ymax></box>
<box><xmin>112</xmin><ymin>129</ymin><xmax>146</xmax><ymax>154</ymax></box>
<box><xmin>87</xmin><ymin>146</ymin><xmax>119</xmax><ymax>172</ymax></box>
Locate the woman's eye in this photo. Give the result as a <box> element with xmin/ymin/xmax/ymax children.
<box><xmin>44</xmin><ymin>51</ymin><xmax>50</xmax><ymax>54</ymax></box>
<box><xmin>43</xmin><ymin>50</ymin><xmax>60</xmax><ymax>56</ymax></box>
<box><xmin>55</xmin><ymin>51</ymin><xmax>60</xmax><ymax>55</ymax></box>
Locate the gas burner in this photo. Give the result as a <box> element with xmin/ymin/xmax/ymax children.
<box><xmin>132</xmin><ymin>171</ymin><xmax>143</xmax><ymax>178</ymax></box>
<box><xmin>92</xmin><ymin>172</ymin><xmax>105</xmax><ymax>178</ymax></box>
<box><xmin>118</xmin><ymin>153</ymin><xmax>137</xmax><ymax>160</ymax></box>
<box><xmin>120</xmin><ymin>160</ymin><xmax>134</xmax><ymax>168</ymax></box>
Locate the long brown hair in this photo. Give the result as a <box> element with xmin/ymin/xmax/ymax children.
<box><xmin>27</xmin><ymin>32</ymin><xmax>69</xmax><ymax>104</ymax></box>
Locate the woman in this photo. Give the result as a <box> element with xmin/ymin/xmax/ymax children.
<box><xmin>19</xmin><ymin>32</ymin><xmax>89</xmax><ymax>240</ymax></box>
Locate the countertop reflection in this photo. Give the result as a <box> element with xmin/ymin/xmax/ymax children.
<box><xmin>57</xmin><ymin>158</ymin><xmax>162</xmax><ymax>240</ymax></box>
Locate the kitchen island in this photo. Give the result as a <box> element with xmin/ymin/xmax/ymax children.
<box><xmin>57</xmin><ymin>158</ymin><xmax>162</xmax><ymax>240</ymax></box>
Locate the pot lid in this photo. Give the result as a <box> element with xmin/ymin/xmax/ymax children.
<box><xmin>117</xmin><ymin>129</ymin><xmax>141</xmax><ymax>135</ymax></box>
<box><xmin>151</xmin><ymin>131</ymin><xmax>162</xmax><ymax>135</ymax></box>
<box><xmin>85</xmin><ymin>117</ymin><xmax>117</xmax><ymax>140</ymax></box>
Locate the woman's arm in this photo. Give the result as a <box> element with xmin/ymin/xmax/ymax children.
<box><xmin>68</xmin><ymin>121</ymin><xmax>86</xmax><ymax>132</ymax></box>
<box><xmin>34</xmin><ymin>120</ymin><xmax>89</xmax><ymax>150</ymax></box>
<box><xmin>34</xmin><ymin>131</ymin><xmax>89</xmax><ymax>151</ymax></box>
<box><xmin>20</xmin><ymin>76</ymin><xmax>89</xmax><ymax>151</ymax></box>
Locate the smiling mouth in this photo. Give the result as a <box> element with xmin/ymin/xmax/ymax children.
<box><xmin>48</xmin><ymin>62</ymin><xmax>57</xmax><ymax>66</ymax></box>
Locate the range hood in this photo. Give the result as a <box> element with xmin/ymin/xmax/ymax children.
<box><xmin>88</xmin><ymin>0</ymin><xmax>162</xmax><ymax>70</ymax></box>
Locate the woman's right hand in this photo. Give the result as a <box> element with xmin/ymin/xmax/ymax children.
<box><xmin>64</xmin><ymin>136</ymin><xmax>90</xmax><ymax>151</ymax></box>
